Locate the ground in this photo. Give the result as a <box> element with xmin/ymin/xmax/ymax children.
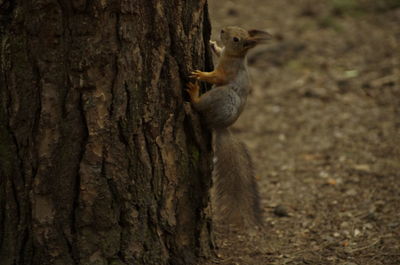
<box><xmin>205</xmin><ymin>0</ymin><xmax>400</xmax><ymax>264</ymax></box>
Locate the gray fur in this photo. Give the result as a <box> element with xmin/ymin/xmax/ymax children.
<box><xmin>190</xmin><ymin>26</ymin><xmax>269</xmax><ymax>227</ymax></box>
<box><xmin>192</xmin><ymin>59</ymin><xmax>262</xmax><ymax>226</ymax></box>
<box><xmin>213</xmin><ymin>128</ymin><xmax>263</xmax><ymax>226</ymax></box>
<box><xmin>193</xmin><ymin>86</ymin><xmax>244</xmax><ymax>128</ymax></box>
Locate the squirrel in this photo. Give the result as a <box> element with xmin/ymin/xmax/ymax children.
<box><xmin>187</xmin><ymin>26</ymin><xmax>271</xmax><ymax>226</ymax></box>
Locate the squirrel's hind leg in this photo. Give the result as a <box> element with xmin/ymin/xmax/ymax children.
<box><xmin>186</xmin><ymin>82</ymin><xmax>201</xmax><ymax>103</ymax></box>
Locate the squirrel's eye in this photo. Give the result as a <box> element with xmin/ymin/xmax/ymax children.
<box><xmin>233</xmin><ymin>37</ymin><xmax>239</xmax><ymax>42</ymax></box>
<box><xmin>221</xmin><ymin>30</ymin><xmax>225</xmax><ymax>34</ymax></box>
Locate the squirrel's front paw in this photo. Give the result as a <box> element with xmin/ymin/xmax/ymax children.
<box><xmin>210</xmin><ymin>40</ymin><xmax>222</xmax><ymax>57</ymax></box>
<box><xmin>190</xmin><ymin>70</ymin><xmax>206</xmax><ymax>80</ymax></box>
<box><xmin>209</xmin><ymin>40</ymin><xmax>217</xmax><ymax>50</ymax></box>
<box><xmin>210</xmin><ymin>40</ymin><xmax>220</xmax><ymax>53</ymax></box>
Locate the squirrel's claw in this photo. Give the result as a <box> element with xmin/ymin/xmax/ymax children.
<box><xmin>190</xmin><ymin>70</ymin><xmax>203</xmax><ymax>80</ymax></box>
<box><xmin>190</xmin><ymin>69</ymin><xmax>225</xmax><ymax>86</ymax></box>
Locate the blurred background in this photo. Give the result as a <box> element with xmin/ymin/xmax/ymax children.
<box><xmin>206</xmin><ymin>0</ymin><xmax>400</xmax><ymax>264</ymax></box>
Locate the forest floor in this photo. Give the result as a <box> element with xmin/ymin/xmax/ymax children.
<box><xmin>205</xmin><ymin>0</ymin><xmax>400</xmax><ymax>264</ymax></box>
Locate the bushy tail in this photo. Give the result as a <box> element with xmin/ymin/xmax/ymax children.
<box><xmin>213</xmin><ymin>128</ymin><xmax>263</xmax><ymax>226</ymax></box>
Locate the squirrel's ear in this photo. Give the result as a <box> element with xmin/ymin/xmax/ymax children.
<box><xmin>247</xmin><ymin>29</ymin><xmax>272</xmax><ymax>41</ymax></box>
<box><xmin>243</xmin><ymin>39</ymin><xmax>258</xmax><ymax>49</ymax></box>
<box><xmin>244</xmin><ymin>30</ymin><xmax>271</xmax><ymax>49</ymax></box>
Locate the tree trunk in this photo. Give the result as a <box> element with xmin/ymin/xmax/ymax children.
<box><xmin>0</xmin><ymin>0</ymin><xmax>213</xmax><ymax>264</ymax></box>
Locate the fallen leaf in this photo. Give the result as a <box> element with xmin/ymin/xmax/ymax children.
<box><xmin>327</xmin><ymin>178</ymin><xmax>337</xmax><ymax>185</ymax></box>
<box><xmin>353</xmin><ymin>164</ymin><xmax>371</xmax><ymax>172</ymax></box>
<box><xmin>301</xmin><ymin>153</ymin><xmax>321</xmax><ymax>161</ymax></box>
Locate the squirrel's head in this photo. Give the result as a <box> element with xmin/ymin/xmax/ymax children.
<box><xmin>220</xmin><ymin>26</ymin><xmax>271</xmax><ymax>57</ymax></box>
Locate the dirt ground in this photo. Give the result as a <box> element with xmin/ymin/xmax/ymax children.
<box><xmin>205</xmin><ymin>0</ymin><xmax>400</xmax><ymax>264</ymax></box>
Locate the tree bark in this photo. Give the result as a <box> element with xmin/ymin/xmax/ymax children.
<box><xmin>0</xmin><ymin>0</ymin><xmax>213</xmax><ymax>264</ymax></box>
